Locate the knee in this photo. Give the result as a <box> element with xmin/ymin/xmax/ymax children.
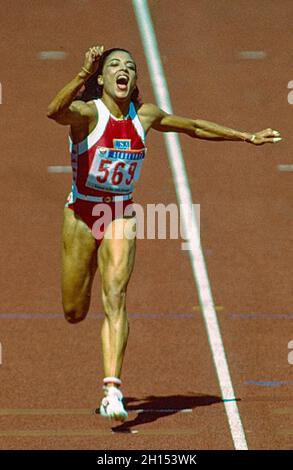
<box><xmin>63</xmin><ymin>304</ymin><xmax>87</xmax><ymax>324</ymax></box>
<box><xmin>65</xmin><ymin>313</ymin><xmax>85</xmax><ymax>324</ymax></box>
<box><xmin>102</xmin><ymin>282</ymin><xmax>126</xmax><ymax>315</ymax></box>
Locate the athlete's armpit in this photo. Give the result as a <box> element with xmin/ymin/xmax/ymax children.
<box><xmin>48</xmin><ymin>100</ymin><xmax>94</xmax><ymax>126</ymax></box>
<box><xmin>138</xmin><ymin>103</ymin><xmax>168</xmax><ymax>134</ymax></box>
<box><xmin>138</xmin><ymin>103</ymin><xmax>195</xmax><ymax>135</ymax></box>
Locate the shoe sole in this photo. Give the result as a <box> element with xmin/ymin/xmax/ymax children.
<box><xmin>100</xmin><ymin>409</ymin><xmax>128</xmax><ymax>422</ymax></box>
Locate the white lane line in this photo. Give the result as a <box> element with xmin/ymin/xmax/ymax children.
<box><xmin>38</xmin><ymin>51</ymin><xmax>68</xmax><ymax>60</ymax></box>
<box><xmin>132</xmin><ymin>0</ymin><xmax>248</xmax><ymax>450</ymax></box>
<box><xmin>132</xmin><ymin>408</ymin><xmax>192</xmax><ymax>414</ymax></box>
<box><xmin>0</xmin><ymin>408</ymin><xmax>192</xmax><ymax>416</ymax></box>
<box><xmin>0</xmin><ymin>429</ymin><xmax>202</xmax><ymax>437</ymax></box>
<box><xmin>238</xmin><ymin>51</ymin><xmax>267</xmax><ymax>60</ymax></box>
<box><xmin>48</xmin><ymin>166</ymin><xmax>71</xmax><ymax>173</ymax></box>
<box><xmin>112</xmin><ymin>430</ymin><xmax>138</xmax><ymax>434</ymax></box>
<box><xmin>277</xmin><ymin>164</ymin><xmax>293</xmax><ymax>172</ymax></box>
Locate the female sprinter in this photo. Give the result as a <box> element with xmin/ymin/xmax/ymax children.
<box><xmin>47</xmin><ymin>45</ymin><xmax>282</xmax><ymax>422</ymax></box>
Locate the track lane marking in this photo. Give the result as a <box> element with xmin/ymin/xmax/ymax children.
<box><xmin>0</xmin><ymin>429</ymin><xmax>205</xmax><ymax>437</ymax></box>
<box><xmin>0</xmin><ymin>311</ymin><xmax>221</xmax><ymax>319</ymax></box>
<box><xmin>0</xmin><ymin>408</ymin><xmax>192</xmax><ymax>416</ymax></box>
<box><xmin>48</xmin><ymin>166</ymin><xmax>72</xmax><ymax>173</ymax></box>
<box><xmin>38</xmin><ymin>51</ymin><xmax>68</xmax><ymax>60</ymax></box>
<box><xmin>132</xmin><ymin>0</ymin><xmax>248</xmax><ymax>450</ymax></box>
<box><xmin>238</xmin><ymin>51</ymin><xmax>266</xmax><ymax>60</ymax></box>
<box><xmin>277</xmin><ymin>164</ymin><xmax>293</xmax><ymax>172</ymax></box>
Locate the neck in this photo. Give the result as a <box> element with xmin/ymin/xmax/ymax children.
<box><xmin>101</xmin><ymin>93</ymin><xmax>131</xmax><ymax>119</ymax></box>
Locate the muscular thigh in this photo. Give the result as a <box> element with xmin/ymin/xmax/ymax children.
<box><xmin>61</xmin><ymin>208</ymin><xmax>97</xmax><ymax>306</ymax></box>
<box><xmin>98</xmin><ymin>216</ymin><xmax>136</xmax><ymax>289</ymax></box>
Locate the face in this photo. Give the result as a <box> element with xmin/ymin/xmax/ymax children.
<box><xmin>98</xmin><ymin>50</ymin><xmax>137</xmax><ymax>102</ymax></box>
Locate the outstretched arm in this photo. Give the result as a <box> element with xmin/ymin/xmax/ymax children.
<box><xmin>139</xmin><ymin>103</ymin><xmax>282</xmax><ymax>145</ymax></box>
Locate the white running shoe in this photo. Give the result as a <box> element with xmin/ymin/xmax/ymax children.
<box><xmin>99</xmin><ymin>386</ymin><xmax>128</xmax><ymax>422</ymax></box>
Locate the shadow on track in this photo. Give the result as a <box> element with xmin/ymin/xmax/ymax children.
<box><xmin>111</xmin><ymin>393</ymin><xmax>232</xmax><ymax>433</ymax></box>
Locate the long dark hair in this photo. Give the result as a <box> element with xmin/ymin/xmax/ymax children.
<box><xmin>77</xmin><ymin>48</ymin><xmax>142</xmax><ymax>109</ymax></box>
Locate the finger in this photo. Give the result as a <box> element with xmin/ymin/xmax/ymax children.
<box><xmin>87</xmin><ymin>48</ymin><xmax>95</xmax><ymax>59</ymax></box>
<box><xmin>92</xmin><ymin>52</ymin><xmax>100</xmax><ymax>62</ymax></box>
<box><xmin>272</xmin><ymin>129</ymin><xmax>281</xmax><ymax>136</ymax></box>
<box><xmin>89</xmin><ymin>46</ymin><xmax>99</xmax><ymax>54</ymax></box>
<box><xmin>91</xmin><ymin>47</ymin><xmax>104</xmax><ymax>61</ymax></box>
<box><xmin>93</xmin><ymin>45</ymin><xmax>104</xmax><ymax>55</ymax></box>
<box><xmin>266</xmin><ymin>129</ymin><xmax>281</xmax><ymax>137</ymax></box>
<box><xmin>261</xmin><ymin>129</ymin><xmax>281</xmax><ymax>138</ymax></box>
<box><xmin>264</xmin><ymin>137</ymin><xmax>283</xmax><ymax>143</ymax></box>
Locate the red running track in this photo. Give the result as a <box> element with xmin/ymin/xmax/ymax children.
<box><xmin>0</xmin><ymin>0</ymin><xmax>293</xmax><ymax>449</ymax></box>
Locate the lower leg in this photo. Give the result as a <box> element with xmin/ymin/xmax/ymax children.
<box><xmin>101</xmin><ymin>294</ymin><xmax>129</xmax><ymax>379</ymax></box>
<box><xmin>99</xmin><ymin>293</ymin><xmax>129</xmax><ymax>422</ymax></box>
<box><xmin>97</xmin><ymin>220</ymin><xmax>136</xmax><ymax>420</ymax></box>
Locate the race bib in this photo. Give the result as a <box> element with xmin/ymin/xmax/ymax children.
<box><xmin>86</xmin><ymin>147</ymin><xmax>146</xmax><ymax>194</ymax></box>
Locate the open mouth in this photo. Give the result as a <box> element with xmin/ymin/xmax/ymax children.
<box><xmin>116</xmin><ymin>75</ymin><xmax>129</xmax><ymax>91</ymax></box>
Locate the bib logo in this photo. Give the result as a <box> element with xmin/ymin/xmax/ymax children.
<box><xmin>113</xmin><ymin>139</ymin><xmax>131</xmax><ymax>150</ymax></box>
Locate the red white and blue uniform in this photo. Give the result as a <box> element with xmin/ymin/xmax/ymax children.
<box><xmin>66</xmin><ymin>98</ymin><xmax>146</xmax><ymax>244</ymax></box>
